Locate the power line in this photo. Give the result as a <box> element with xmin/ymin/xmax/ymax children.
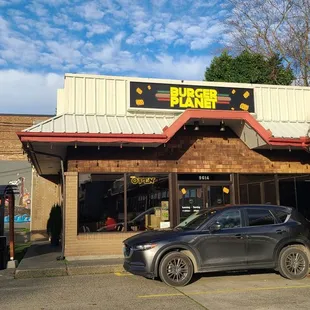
<box><xmin>0</xmin><ymin>167</ymin><xmax>32</xmax><ymax>175</ymax></box>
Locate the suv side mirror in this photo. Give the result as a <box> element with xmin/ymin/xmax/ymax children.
<box><xmin>210</xmin><ymin>222</ymin><xmax>221</xmax><ymax>232</ymax></box>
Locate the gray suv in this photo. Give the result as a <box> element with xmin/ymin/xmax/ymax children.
<box><xmin>123</xmin><ymin>205</ymin><xmax>310</xmax><ymax>286</ymax></box>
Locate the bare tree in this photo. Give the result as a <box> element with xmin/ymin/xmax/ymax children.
<box><xmin>226</xmin><ymin>0</ymin><xmax>310</xmax><ymax>86</ymax></box>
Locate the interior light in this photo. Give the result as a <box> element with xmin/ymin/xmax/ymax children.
<box><xmin>194</xmin><ymin>121</ymin><xmax>199</xmax><ymax>131</ymax></box>
<box><xmin>220</xmin><ymin>120</ymin><xmax>225</xmax><ymax>132</ymax></box>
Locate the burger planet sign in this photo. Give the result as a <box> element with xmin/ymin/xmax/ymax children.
<box><xmin>130</xmin><ymin>81</ymin><xmax>254</xmax><ymax>112</ymax></box>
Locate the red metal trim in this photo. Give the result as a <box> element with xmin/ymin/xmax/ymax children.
<box><xmin>18</xmin><ymin>132</ymin><xmax>167</xmax><ymax>139</ymax></box>
<box><xmin>16</xmin><ymin>110</ymin><xmax>310</xmax><ymax>148</ymax></box>
<box><xmin>163</xmin><ymin>110</ymin><xmax>272</xmax><ymax>143</ymax></box>
<box><xmin>19</xmin><ymin>136</ymin><xmax>167</xmax><ymax>143</ymax></box>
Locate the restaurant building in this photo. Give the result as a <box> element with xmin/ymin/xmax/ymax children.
<box><xmin>18</xmin><ymin>73</ymin><xmax>310</xmax><ymax>258</ymax></box>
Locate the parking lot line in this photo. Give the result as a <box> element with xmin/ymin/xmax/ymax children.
<box><xmin>114</xmin><ymin>272</ymin><xmax>134</xmax><ymax>276</ymax></box>
<box><xmin>137</xmin><ymin>284</ymin><xmax>310</xmax><ymax>298</ymax></box>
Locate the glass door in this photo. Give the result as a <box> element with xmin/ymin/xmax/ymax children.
<box><xmin>207</xmin><ymin>185</ymin><xmax>231</xmax><ymax>208</ymax></box>
<box><xmin>179</xmin><ymin>185</ymin><xmax>205</xmax><ymax>222</ymax></box>
<box><xmin>178</xmin><ymin>184</ymin><xmax>232</xmax><ymax>224</ymax></box>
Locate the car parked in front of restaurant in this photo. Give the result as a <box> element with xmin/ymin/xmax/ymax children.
<box><xmin>123</xmin><ymin>204</ymin><xmax>310</xmax><ymax>286</ymax></box>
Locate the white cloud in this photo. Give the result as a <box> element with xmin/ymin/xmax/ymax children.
<box><xmin>45</xmin><ymin>40</ymin><xmax>83</xmax><ymax>64</ymax></box>
<box><xmin>86</xmin><ymin>24</ymin><xmax>110</xmax><ymax>37</ymax></box>
<box><xmin>0</xmin><ymin>0</ymin><xmax>21</xmax><ymax>6</ymax></box>
<box><xmin>185</xmin><ymin>26</ymin><xmax>203</xmax><ymax>36</ymax></box>
<box><xmin>26</xmin><ymin>2</ymin><xmax>49</xmax><ymax>17</ymax></box>
<box><xmin>136</xmin><ymin>54</ymin><xmax>213</xmax><ymax>80</ymax></box>
<box><xmin>0</xmin><ymin>0</ymin><xmax>228</xmax><ymax>113</ymax></box>
<box><xmin>77</xmin><ymin>2</ymin><xmax>105</xmax><ymax>20</ymax></box>
<box><xmin>151</xmin><ymin>0</ymin><xmax>167</xmax><ymax>7</ymax></box>
<box><xmin>190</xmin><ymin>38</ymin><xmax>213</xmax><ymax>50</ymax></box>
<box><xmin>0</xmin><ymin>70</ymin><xmax>63</xmax><ymax>114</ymax></box>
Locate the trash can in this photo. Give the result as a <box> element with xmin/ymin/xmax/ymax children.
<box><xmin>0</xmin><ymin>236</ymin><xmax>7</xmax><ymax>270</ymax></box>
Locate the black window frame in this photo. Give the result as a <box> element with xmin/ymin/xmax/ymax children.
<box><xmin>77</xmin><ymin>172</ymin><xmax>171</xmax><ymax>234</ymax></box>
<box><xmin>204</xmin><ymin>207</ymin><xmax>245</xmax><ymax>230</ymax></box>
<box><xmin>213</xmin><ymin>209</ymin><xmax>243</xmax><ymax>230</ymax></box>
<box><xmin>244</xmin><ymin>207</ymin><xmax>277</xmax><ymax>227</ymax></box>
<box><xmin>270</xmin><ymin>208</ymin><xmax>291</xmax><ymax>224</ymax></box>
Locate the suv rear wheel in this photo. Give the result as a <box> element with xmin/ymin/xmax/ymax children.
<box><xmin>159</xmin><ymin>251</ymin><xmax>193</xmax><ymax>287</ymax></box>
<box><xmin>278</xmin><ymin>245</ymin><xmax>309</xmax><ymax>280</ymax></box>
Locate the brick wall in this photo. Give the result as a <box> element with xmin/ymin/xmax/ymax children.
<box><xmin>31</xmin><ymin>174</ymin><xmax>61</xmax><ymax>240</ymax></box>
<box><xmin>0</xmin><ymin>114</ymin><xmax>59</xmax><ymax>240</ymax></box>
<box><xmin>67</xmin><ymin>127</ymin><xmax>310</xmax><ymax>174</ymax></box>
<box><xmin>0</xmin><ymin>114</ymin><xmax>51</xmax><ymax>160</ymax></box>
<box><xmin>63</xmin><ymin>127</ymin><xmax>310</xmax><ymax>257</ymax></box>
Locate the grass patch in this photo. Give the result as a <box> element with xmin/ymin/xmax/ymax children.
<box><xmin>15</xmin><ymin>242</ymin><xmax>31</xmax><ymax>263</ymax></box>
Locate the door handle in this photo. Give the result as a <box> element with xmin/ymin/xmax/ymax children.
<box><xmin>276</xmin><ymin>229</ymin><xmax>287</xmax><ymax>234</ymax></box>
<box><xmin>235</xmin><ymin>234</ymin><xmax>244</xmax><ymax>239</ymax></box>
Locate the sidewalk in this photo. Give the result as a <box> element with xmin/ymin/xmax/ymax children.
<box><xmin>14</xmin><ymin>241</ymin><xmax>125</xmax><ymax>279</ymax></box>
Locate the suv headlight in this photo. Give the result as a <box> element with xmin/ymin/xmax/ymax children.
<box><xmin>134</xmin><ymin>243</ymin><xmax>157</xmax><ymax>251</ymax></box>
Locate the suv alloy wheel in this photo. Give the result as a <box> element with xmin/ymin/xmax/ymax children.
<box><xmin>159</xmin><ymin>251</ymin><xmax>194</xmax><ymax>287</ymax></box>
<box><xmin>278</xmin><ymin>245</ymin><xmax>309</xmax><ymax>280</ymax></box>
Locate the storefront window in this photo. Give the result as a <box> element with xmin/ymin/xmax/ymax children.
<box><xmin>127</xmin><ymin>174</ymin><xmax>169</xmax><ymax>231</ymax></box>
<box><xmin>248</xmin><ymin>183</ymin><xmax>261</xmax><ymax>204</ymax></box>
<box><xmin>295</xmin><ymin>176</ymin><xmax>310</xmax><ymax>220</ymax></box>
<box><xmin>78</xmin><ymin>174</ymin><xmax>124</xmax><ymax>233</ymax></box>
<box><xmin>263</xmin><ymin>181</ymin><xmax>277</xmax><ymax>204</ymax></box>
<box><xmin>279</xmin><ymin>178</ymin><xmax>296</xmax><ymax>208</ymax></box>
<box><xmin>78</xmin><ymin>173</ymin><xmax>170</xmax><ymax>233</ymax></box>
<box><xmin>239</xmin><ymin>184</ymin><xmax>248</xmax><ymax>204</ymax></box>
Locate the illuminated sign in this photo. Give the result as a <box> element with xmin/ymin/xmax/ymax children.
<box><xmin>130</xmin><ymin>82</ymin><xmax>254</xmax><ymax>112</ymax></box>
<box><xmin>130</xmin><ymin>176</ymin><xmax>158</xmax><ymax>185</ymax></box>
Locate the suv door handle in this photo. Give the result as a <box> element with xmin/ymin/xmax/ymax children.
<box><xmin>276</xmin><ymin>229</ymin><xmax>287</xmax><ymax>234</ymax></box>
<box><xmin>235</xmin><ymin>234</ymin><xmax>244</xmax><ymax>239</ymax></box>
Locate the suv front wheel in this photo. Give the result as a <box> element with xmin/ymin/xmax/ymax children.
<box><xmin>278</xmin><ymin>245</ymin><xmax>309</xmax><ymax>280</ymax></box>
<box><xmin>159</xmin><ymin>251</ymin><xmax>193</xmax><ymax>287</ymax></box>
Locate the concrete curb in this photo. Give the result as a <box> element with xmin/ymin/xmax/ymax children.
<box><xmin>67</xmin><ymin>264</ymin><xmax>125</xmax><ymax>276</ymax></box>
<box><xmin>14</xmin><ymin>263</ymin><xmax>125</xmax><ymax>279</ymax></box>
<box><xmin>15</xmin><ymin>267</ymin><xmax>68</xmax><ymax>279</ymax></box>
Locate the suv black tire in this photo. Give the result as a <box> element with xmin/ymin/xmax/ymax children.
<box><xmin>159</xmin><ymin>251</ymin><xmax>193</xmax><ymax>287</ymax></box>
<box><xmin>278</xmin><ymin>245</ymin><xmax>309</xmax><ymax>280</ymax></box>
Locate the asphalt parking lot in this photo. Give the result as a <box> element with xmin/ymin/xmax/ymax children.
<box><xmin>1</xmin><ymin>270</ymin><xmax>310</xmax><ymax>309</ymax></box>
<box><xmin>144</xmin><ymin>271</ymin><xmax>310</xmax><ymax>310</ymax></box>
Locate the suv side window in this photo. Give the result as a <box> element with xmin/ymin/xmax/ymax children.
<box><xmin>246</xmin><ymin>209</ymin><xmax>275</xmax><ymax>227</ymax></box>
<box><xmin>215</xmin><ymin>210</ymin><xmax>241</xmax><ymax>229</ymax></box>
<box><xmin>272</xmin><ymin>210</ymin><xmax>290</xmax><ymax>223</ymax></box>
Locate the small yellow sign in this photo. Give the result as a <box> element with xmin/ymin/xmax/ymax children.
<box><xmin>240</xmin><ymin>103</ymin><xmax>249</xmax><ymax>111</ymax></box>
<box><xmin>223</xmin><ymin>187</ymin><xmax>230</xmax><ymax>194</ymax></box>
<box><xmin>181</xmin><ymin>188</ymin><xmax>187</xmax><ymax>195</ymax></box>
<box><xmin>243</xmin><ymin>91</ymin><xmax>250</xmax><ymax>99</ymax></box>
<box><xmin>136</xmin><ymin>87</ymin><xmax>143</xmax><ymax>94</ymax></box>
<box><xmin>135</xmin><ymin>99</ymin><xmax>144</xmax><ymax>106</ymax></box>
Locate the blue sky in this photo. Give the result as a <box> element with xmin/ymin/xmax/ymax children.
<box><xmin>0</xmin><ymin>0</ymin><xmax>230</xmax><ymax>114</ymax></box>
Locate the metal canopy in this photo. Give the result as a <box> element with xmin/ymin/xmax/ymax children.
<box><xmin>23</xmin><ymin>113</ymin><xmax>180</xmax><ymax>135</ymax></box>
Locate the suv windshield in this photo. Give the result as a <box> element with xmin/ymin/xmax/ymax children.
<box><xmin>175</xmin><ymin>209</ymin><xmax>218</xmax><ymax>230</ymax></box>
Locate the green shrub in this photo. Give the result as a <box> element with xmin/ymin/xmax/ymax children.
<box><xmin>47</xmin><ymin>204</ymin><xmax>62</xmax><ymax>246</ymax></box>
